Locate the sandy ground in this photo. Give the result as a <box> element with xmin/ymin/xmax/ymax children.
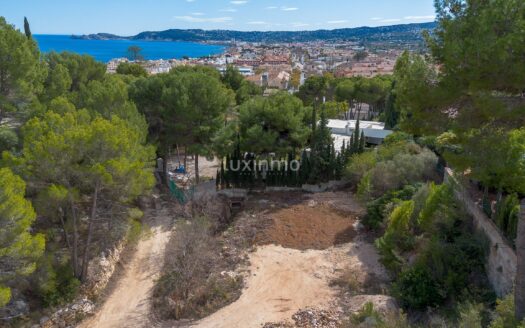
<box><xmin>192</xmin><ymin>193</ymin><xmax>388</xmax><ymax>328</ymax></box>
<box><xmin>168</xmin><ymin>155</ymin><xmax>219</xmax><ymax>180</ymax></box>
<box><xmin>77</xmin><ymin>205</ymin><xmax>173</xmax><ymax>328</ymax></box>
<box><xmin>194</xmin><ymin>240</ymin><xmax>387</xmax><ymax>328</ymax></box>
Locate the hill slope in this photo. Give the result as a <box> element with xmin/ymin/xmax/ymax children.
<box><xmin>73</xmin><ymin>22</ymin><xmax>436</xmax><ymax>44</ymax></box>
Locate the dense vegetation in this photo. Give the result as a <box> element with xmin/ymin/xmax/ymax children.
<box><xmin>0</xmin><ymin>17</ymin><xmax>155</xmax><ymax>318</ymax></box>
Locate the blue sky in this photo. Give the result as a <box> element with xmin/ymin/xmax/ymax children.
<box><xmin>3</xmin><ymin>0</ymin><xmax>436</xmax><ymax>35</ymax></box>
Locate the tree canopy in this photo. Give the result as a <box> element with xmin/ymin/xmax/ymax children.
<box><xmin>236</xmin><ymin>92</ymin><xmax>310</xmax><ymax>156</ymax></box>
<box><xmin>0</xmin><ymin>17</ymin><xmax>45</xmax><ymax>122</ymax></box>
<box><xmin>0</xmin><ymin>168</ymin><xmax>45</xmax><ymax>306</ymax></box>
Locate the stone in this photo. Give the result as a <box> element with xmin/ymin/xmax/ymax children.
<box><xmin>40</xmin><ymin>316</ymin><xmax>50</xmax><ymax>325</ymax></box>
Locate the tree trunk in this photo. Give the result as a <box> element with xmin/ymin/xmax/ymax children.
<box><xmin>515</xmin><ymin>199</ymin><xmax>525</xmax><ymax>321</ymax></box>
<box><xmin>69</xmin><ymin>196</ymin><xmax>79</xmax><ymax>278</ymax></box>
<box><xmin>58</xmin><ymin>207</ymin><xmax>71</xmax><ymax>250</ymax></box>
<box><xmin>195</xmin><ymin>155</ymin><xmax>200</xmax><ymax>184</ymax></box>
<box><xmin>163</xmin><ymin>155</ymin><xmax>169</xmax><ymax>186</ymax></box>
<box><xmin>80</xmin><ymin>184</ymin><xmax>99</xmax><ymax>282</ymax></box>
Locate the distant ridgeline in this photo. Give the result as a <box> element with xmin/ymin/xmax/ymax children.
<box><xmin>72</xmin><ymin>22</ymin><xmax>436</xmax><ymax>44</ymax></box>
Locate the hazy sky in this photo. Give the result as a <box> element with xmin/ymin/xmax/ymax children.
<box><xmin>2</xmin><ymin>0</ymin><xmax>436</xmax><ymax>35</ymax></box>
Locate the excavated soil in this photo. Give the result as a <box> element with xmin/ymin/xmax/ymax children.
<box><xmin>255</xmin><ymin>204</ymin><xmax>356</xmax><ymax>250</ymax></box>
<box><xmin>192</xmin><ymin>192</ymin><xmax>392</xmax><ymax>328</ymax></box>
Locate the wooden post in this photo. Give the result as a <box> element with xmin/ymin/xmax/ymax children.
<box><xmin>516</xmin><ymin>199</ymin><xmax>525</xmax><ymax>321</ymax></box>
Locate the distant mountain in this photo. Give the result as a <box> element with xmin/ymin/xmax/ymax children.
<box><xmin>72</xmin><ymin>22</ymin><xmax>437</xmax><ymax>44</ymax></box>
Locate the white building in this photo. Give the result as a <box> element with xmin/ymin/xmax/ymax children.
<box><xmin>328</xmin><ymin>119</ymin><xmax>393</xmax><ymax>148</ymax></box>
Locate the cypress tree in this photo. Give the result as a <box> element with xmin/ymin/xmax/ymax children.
<box><xmin>311</xmin><ymin>104</ymin><xmax>317</xmax><ymax>135</ymax></box>
<box><xmin>352</xmin><ymin>118</ymin><xmax>361</xmax><ymax>153</ymax></box>
<box><xmin>220</xmin><ymin>159</ymin><xmax>226</xmax><ymax>189</ymax></box>
<box><xmin>359</xmin><ymin>131</ymin><xmax>366</xmax><ymax>153</ymax></box>
<box><xmin>24</xmin><ymin>17</ymin><xmax>32</xmax><ymax>39</ymax></box>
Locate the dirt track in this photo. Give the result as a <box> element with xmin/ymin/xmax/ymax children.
<box><xmin>78</xmin><ymin>205</ymin><xmax>173</xmax><ymax>328</ymax></box>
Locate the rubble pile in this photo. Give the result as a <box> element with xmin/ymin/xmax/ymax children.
<box><xmin>263</xmin><ymin>308</ymin><xmax>341</xmax><ymax>328</ymax></box>
<box><xmin>37</xmin><ymin>298</ymin><xmax>95</xmax><ymax>328</ymax></box>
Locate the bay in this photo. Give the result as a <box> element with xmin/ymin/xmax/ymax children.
<box><xmin>34</xmin><ymin>35</ymin><xmax>226</xmax><ymax>63</ymax></box>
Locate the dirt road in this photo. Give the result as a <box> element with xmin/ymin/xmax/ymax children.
<box><xmin>78</xmin><ymin>206</ymin><xmax>173</xmax><ymax>328</ymax></box>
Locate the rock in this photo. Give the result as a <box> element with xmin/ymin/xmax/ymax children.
<box><xmin>40</xmin><ymin>316</ymin><xmax>50</xmax><ymax>325</ymax></box>
<box><xmin>14</xmin><ymin>300</ymin><xmax>29</xmax><ymax>313</ymax></box>
<box><xmin>346</xmin><ymin>295</ymin><xmax>398</xmax><ymax>315</ymax></box>
<box><xmin>363</xmin><ymin>316</ymin><xmax>378</xmax><ymax>327</ymax></box>
<box><xmin>308</xmin><ymin>200</ymin><xmax>318</xmax><ymax>207</ymax></box>
<box><xmin>291</xmin><ymin>308</ymin><xmax>340</xmax><ymax>327</ymax></box>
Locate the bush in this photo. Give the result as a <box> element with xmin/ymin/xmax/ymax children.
<box><xmin>489</xmin><ymin>295</ymin><xmax>525</xmax><ymax>328</ymax></box>
<box><xmin>350</xmin><ymin>302</ymin><xmax>383</xmax><ymax>325</ymax></box>
<box><xmin>346</xmin><ymin>151</ymin><xmax>377</xmax><ymax>185</ymax></box>
<box><xmin>343</xmin><ymin>302</ymin><xmax>412</xmax><ymax>328</ymax></box>
<box><xmin>364</xmin><ymin>184</ymin><xmax>420</xmax><ymax>230</ymax></box>
<box><xmin>383</xmin><ymin>132</ymin><xmax>413</xmax><ymax>146</ymax></box>
<box><xmin>0</xmin><ymin>126</ymin><xmax>18</xmax><ymax>152</ymax></box>
<box><xmin>494</xmin><ymin>194</ymin><xmax>520</xmax><ymax>245</ymax></box>
<box><xmin>392</xmin><ymin>266</ymin><xmax>444</xmax><ymax>310</ymax></box>
<box><xmin>153</xmin><ymin>217</ymin><xmax>242</xmax><ymax>320</ymax></box>
<box><xmin>375</xmin><ymin>200</ymin><xmax>415</xmax><ymax>272</ymax></box>
<box><xmin>457</xmin><ymin>302</ymin><xmax>484</xmax><ymax>328</ymax></box>
<box><xmin>369</xmin><ymin>148</ymin><xmax>437</xmax><ymax>197</ymax></box>
<box><xmin>35</xmin><ymin>259</ymin><xmax>80</xmax><ymax>307</ymax></box>
<box><xmin>375</xmin><ymin>182</ymin><xmax>492</xmax><ymax>312</ymax></box>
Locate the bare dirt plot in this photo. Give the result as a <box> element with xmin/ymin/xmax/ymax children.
<box><xmin>192</xmin><ymin>192</ymin><xmax>390</xmax><ymax>328</ymax></box>
<box><xmin>255</xmin><ymin>203</ymin><xmax>356</xmax><ymax>250</ymax></box>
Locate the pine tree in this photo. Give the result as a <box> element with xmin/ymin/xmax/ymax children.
<box><xmin>23</xmin><ymin>17</ymin><xmax>32</xmax><ymax>39</ymax></box>
<box><xmin>0</xmin><ymin>168</ymin><xmax>44</xmax><ymax>306</ymax></box>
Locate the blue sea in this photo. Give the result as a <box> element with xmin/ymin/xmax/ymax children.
<box><xmin>34</xmin><ymin>35</ymin><xmax>226</xmax><ymax>63</ymax></box>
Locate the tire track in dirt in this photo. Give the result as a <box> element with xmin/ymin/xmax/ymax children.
<box><xmin>78</xmin><ymin>207</ymin><xmax>173</xmax><ymax>328</ymax></box>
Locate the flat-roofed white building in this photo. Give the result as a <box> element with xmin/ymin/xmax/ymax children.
<box><xmin>328</xmin><ymin>119</ymin><xmax>393</xmax><ymax>149</ymax></box>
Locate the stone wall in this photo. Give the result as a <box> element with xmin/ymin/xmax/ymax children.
<box><xmin>445</xmin><ymin>168</ymin><xmax>517</xmax><ymax>297</ymax></box>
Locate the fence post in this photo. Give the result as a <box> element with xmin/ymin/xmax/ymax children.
<box><xmin>516</xmin><ymin>199</ymin><xmax>525</xmax><ymax>321</ymax></box>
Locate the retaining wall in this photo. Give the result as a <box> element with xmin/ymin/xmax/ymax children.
<box><xmin>445</xmin><ymin>168</ymin><xmax>516</xmax><ymax>297</ymax></box>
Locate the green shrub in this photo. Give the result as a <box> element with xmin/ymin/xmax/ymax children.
<box><xmin>494</xmin><ymin>194</ymin><xmax>520</xmax><ymax>245</ymax></box>
<box><xmin>383</xmin><ymin>132</ymin><xmax>413</xmax><ymax>146</ymax></box>
<box><xmin>351</xmin><ymin>302</ymin><xmax>384</xmax><ymax>325</ymax></box>
<box><xmin>364</xmin><ymin>184</ymin><xmax>420</xmax><ymax>230</ymax></box>
<box><xmin>457</xmin><ymin>302</ymin><xmax>484</xmax><ymax>328</ymax></box>
<box><xmin>346</xmin><ymin>151</ymin><xmax>377</xmax><ymax>185</ymax></box>
<box><xmin>375</xmin><ymin>182</ymin><xmax>492</xmax><ymax>312</ymax></box>
<box><xmin>369</xmin><ymin>148</ymin><xmax>437</xmax><ymax>196</ymax></box>
<box><xmin>489</xmin><ymin>295</ymin><xmax>525</xmax><ymax>328</ymax></box>
<box><xmin>0</xmin><ymin>126</ymin><xmax>18</xmax><ymax>152</ymax></box>
<box><xmin>392</xmin><ymin>266</ymin><xmax>444</xmax><ymax>309</ymax></box>
<box><xmin>37</xmin><ymin>261</ymin><xmax>80</xmax><ymax>307</ymax></box>
<box><xmin>375</xmin><ymin>200</ymin><xmax>415</xmax><ymax>272</ymax></box>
